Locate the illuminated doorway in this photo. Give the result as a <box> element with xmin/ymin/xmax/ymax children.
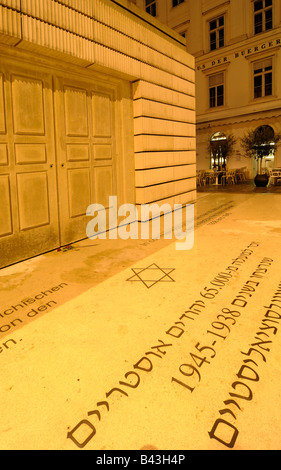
<box><xmin>209</xmin><ymin>132</ymin><xmax>227</xmax><ymax>170</ymax></box>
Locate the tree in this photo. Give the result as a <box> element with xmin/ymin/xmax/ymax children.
<box><xmin>208</xmin><ymin>133</ymin><xmax>236</xmax><ymax>169</ymax></box>
<box><xmin>240</xmin><ymin>125</ymin><xmax>281</xmax><ymax>175</ymax></box>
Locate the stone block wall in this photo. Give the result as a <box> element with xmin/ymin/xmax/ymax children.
<box><xmin>0</xmin><ymin>0</ymin><xmax>195</xmax><ymax>228</ymax></box>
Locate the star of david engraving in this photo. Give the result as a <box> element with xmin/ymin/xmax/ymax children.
<box><xmin>127</xmin><ymin>263</ymin><xmax>175</xmax><ymax>289</ymax></box>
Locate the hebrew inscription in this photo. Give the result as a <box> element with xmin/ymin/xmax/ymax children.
<box><xmin>66</xmin><ymin>241</ymin><xmax>274</xmax><ymax>450</ymax></box>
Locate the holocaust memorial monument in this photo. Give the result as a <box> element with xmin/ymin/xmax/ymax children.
<box><xmin>0</xmin><ymin>0</ymin><xmax>280</xmax><ymax>453</ymax></box>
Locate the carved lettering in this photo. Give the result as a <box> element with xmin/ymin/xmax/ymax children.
<box><xmin>229</xmin><ymin>381</ymin><xmax>253</xmax><ymax>401</ymax></box>
<box><xmin>209</xmin><ymin>419</ymin><xmax>239</xmax><ymax>449</ymax></box>
<box><xmin>237</xmin><ymin>364</ymin><xmax>259</xmax><ymax>382</ymax></box>
<box><xmin>67</xmin><ymin>420</ymin><xmax>96</xmax><ymax>449</ymax></box>
<box><xmin>134</xmin><ymin>357</ymin><xmax>153</xmax><ymax>372</ymax></box>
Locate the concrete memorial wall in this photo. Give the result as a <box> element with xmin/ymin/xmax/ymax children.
<box><xmin>0</xmin><ymin>0</ymin><xmax>196</xmax><ymax>268</ymax></box>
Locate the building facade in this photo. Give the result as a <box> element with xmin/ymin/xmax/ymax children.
<box><xmin>134</xmin><ymin>0</ymin><xmax>281</xmax><ymax>174</ymax></box>
<box><xmin>0</xmin><ymin>0</ymin><xmax>196</xmax><ymax>268</ymax></box>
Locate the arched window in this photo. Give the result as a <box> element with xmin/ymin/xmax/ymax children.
<box><xmin>210</xmin><ymin>132</ymin><xmax>227</xmax><ymax>170</ymax></box>
<box><xmin>256</xmin><ymin>124</ymin><xmax>274</xmax><ymax>137</ymax></box>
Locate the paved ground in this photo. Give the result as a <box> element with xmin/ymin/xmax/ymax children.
<box><xmin>197</xmin><ymin>180</ymin><xmax>281</xmax><ymax>193</ymax></box>
<box><xmin>0</xmin><ymin>183</ymin><xmax>281</xmax><ymax>450</ymax></box>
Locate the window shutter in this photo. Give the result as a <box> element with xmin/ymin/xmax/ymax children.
<box><xmin>254</xmin><ymin>58</ymin><xmax>272</xmax><ymax>71</ymax></box>
<box><xmin>209</xmin><ymin>73</ymin><xmax>224</xmax><ymax>87</ymax></box>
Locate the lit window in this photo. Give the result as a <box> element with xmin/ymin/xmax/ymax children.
<box><xmin>209</xmin><ymin>16</ymin><xmax>224</xmax><ymax>51</ymax></box>
<box><xmin>254</xmin><ymin>0</ymin><xmax>272</xmax><ymax>35</ymax></box>
<box><xmin>172</xmin><ymin>0</ymin><xmax>184</xmax><ymax>7</ymax></box>
<box><xmin>209</xmin><ymin>73</ymin><xmax>224</xmax><ymax>108</ymax></box>
<box><xmin>146</xmin><ymin>0</ymin><xmax>157</xmax><ymax>17</ymax></box>
<box><xmin>253</xmin><ymin>58</ymin><xmax>273</xmax><ymax>98</ymax></box>
<box><xmin>210</xmin><ymin>132</ymin><xmax>227</xmax><ymax>170</ymax></box>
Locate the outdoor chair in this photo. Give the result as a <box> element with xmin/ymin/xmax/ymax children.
<box><xmin>196</xmin><ymin>170</ymin><xmax>206</xmax><ymax>186</ymax></box>
<box><xmin>205</xmin><ymin>170</ymin><xmax>216</xmax><ymax>184</ymax></box>
<box><xmin>221</xmin><ymin>171</ymin><xmax>236</xmax><ymax>184</ymax></box>
<box><xmin>269</xmin><ymin>168</ymin><xmax>281</xmax><ymax>186</ymax></box>
<box><xmin>235</xmin><ymin>168</ymin><xmax>246</xmax><ymax>182</ymax></box>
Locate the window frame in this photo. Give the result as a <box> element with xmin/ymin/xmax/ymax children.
<box><xmin>252</xmin><ymin>56</ymin><xmax>274</xmax><ymax>100</ymax></box>
<box><xmin>253</xmin><ymin>0</ymin><xmax>273</xmax><ymax>35</ymax></box>
<box><xmin>172</xmin><ymin>0</ymin><xmax>184</xmax><ymax>7</ymax></box>
<box><xmin>210</xmin><ymin>132</ymin><xmax>227</xmax><ymax>170</ymax></box>
<box><xmin>209</xmin><ymin>15</ymin><xmax>225</xmax><ymax>51</ymax></box>
<box><xmin>145</xmin><ymin>0</ymin><xmax>157</xmax><ymax>17</ymax></box>
<box><xmin>208</xmin><ymin>72</ymin><xmax>225</xmax><ymax>109</ymax></box>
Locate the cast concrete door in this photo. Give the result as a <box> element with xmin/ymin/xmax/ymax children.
<box><xmin>0</xmin><ymin>64</ymin><xmax>60</xmax><ymax>268</ymax></box>
<box><xmin>0</xmin><ymin>62</ymin><xmax>118</xmax><ymax>268</ymax></box>
<box><xmin>54</xmin><ymin>77</ymin><xmax>117</xmax><ymax>246</ymax></box>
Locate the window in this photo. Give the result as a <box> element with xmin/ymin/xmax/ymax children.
<box><xmin>254</xmin><ymin>0</ymin><xmax>272</xmax><ymax>35</ymax></box>
<box><xmin>210</xmin><ymin>132</ymin><xmax>227</xmax><ymax>170</ymax></box>
<box><xmin>209</xmin><ymin>16</ymin><xmax>224</xmax><ymax>51</ymax></box>
<box><xmin>146</xmin><ymin>0</ymin><xmax>157</xmax><ymax>16</ymax></box>
<box><xmin>209</xmin><ymin>73</ymin><xmax>224</xmax><ymax>108</ymax></box>
<box><xmin>172</xmin><ymin>0</ymin><xmax>184</xmax><ymax>7</ymax></box>
<box><xmin>253</xmin><ymin>58</ymin><xmax>273</xmax><ymax>98</ymax></box>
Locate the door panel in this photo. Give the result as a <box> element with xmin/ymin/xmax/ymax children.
<box><xmin>16</xmin><ymin>172</ymin><xmax>50</xmax><ymax>230</ymax></box>
<box><xmin>0</xmin><ymin>174</ymin><xmax>13</xmax><ymax>237</ymax></box>
<box><xmin>15</xmin><ymin>143</ymin><xmax>47</xmax><ymax>164</ymax></box>
<box><xmin>0</xmin><ymin>143</ymin><xmax>8</xmax><ymax>164</ymax></box>
<box><xmin>11</xmin><ymin>75</ymin><xmax>45</xmax><ymax>135</ymax></box>
<box><xmin>0</xmin><ymin>73</ymin><xmax>6</xmax><ymax>133</ymax></box>
<box><xmin>0</xmin><ymin>63</ymin><xmax>60</xmax><ymax>268</ymax></box>
<box><xmin>0</xmin><ymin>59</ymin><xmax>121</xmax><ymax>268</ymax></box>
<box><xmin>66</xmin><ymin>144</ymin><xmax>89</xmax><ymax>162</ymax></box>
<box><xmin>64</xmin><ymin>86</ymin><xmax>89</xmax><ymax>137</ymax></box>
<box><xmin>94</xmin><ymin>165</ymin><xmax>113</xmax><ymax>208</ymax></box>
<box><xmin>55</xmin><ymin>77</ymin><xmax>117</xmax><ymax>245</ymax></box>
<box><xmin>67</xmin><ymin>168</ymin><xmax>91</xmax><ymax>218</ymax></box>
<box><xmin>92</xmin><ymin>91</ymin><xmax>112</xmax><ymax>137</ymax></box>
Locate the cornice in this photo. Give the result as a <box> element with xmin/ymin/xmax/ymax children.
<box><xmin>202</xmin><ymin>1</ymin><xmax>230</xmax><ymax>16</ymax></box>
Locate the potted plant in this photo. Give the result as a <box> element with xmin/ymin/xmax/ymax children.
<box><xmin>240</xmin><ymin>126</ymin><xmax>281</xmax><ymax>187</ymax></box>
